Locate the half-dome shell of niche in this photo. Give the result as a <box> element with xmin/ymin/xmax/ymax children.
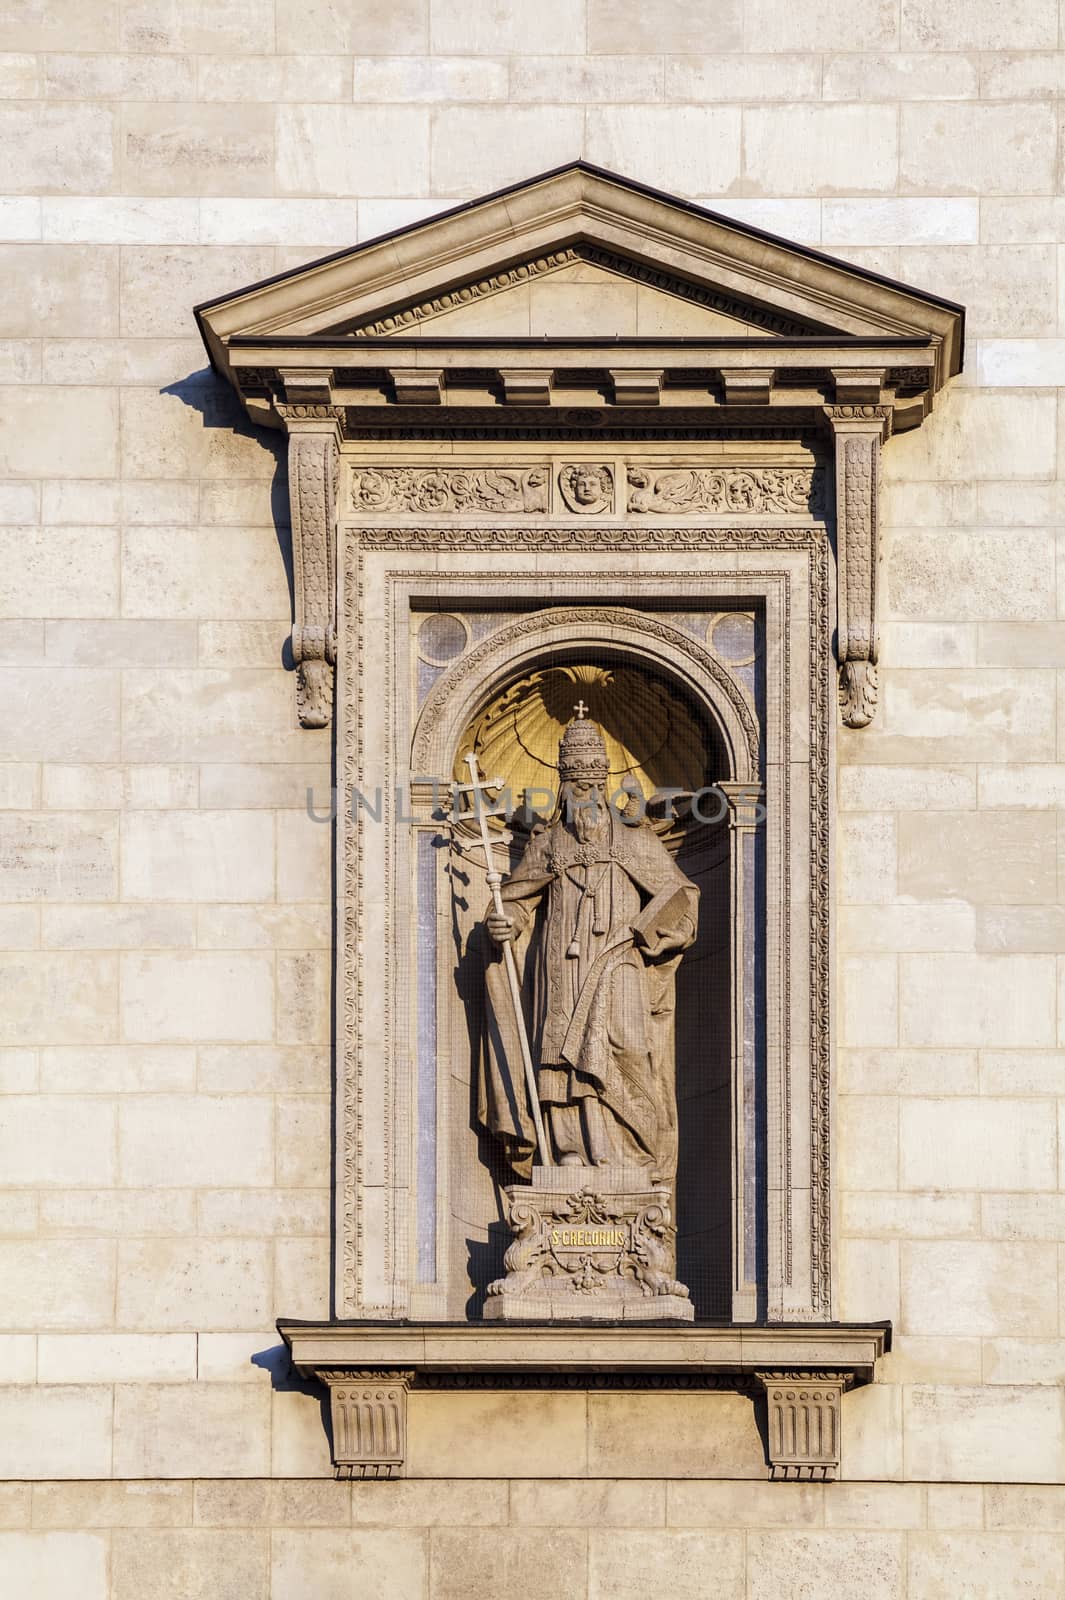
<box><xmin>454</xmin><ymin>662</ymin><xmax>711</xmax><ymax>810</ymax></box>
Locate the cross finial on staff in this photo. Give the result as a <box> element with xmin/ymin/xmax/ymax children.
<box><xmin>574</xmin><ymin>699</ymin><xmax>589</xmax><ymax>718</ymax></box>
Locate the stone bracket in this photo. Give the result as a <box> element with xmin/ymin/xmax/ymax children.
<box><xmin>317</xmin><ymin>1368</ymin><xmax>414</xmax><ymax>1480</ymax></box>
<box><xmin>824</xmin><ymin>404</ymin><xmax>891</xmax><ymax>729</ymax></box>
<box><xmin>755</xmin><ymin>1369</ymin><xmax>855</xmax><ymax>1482</ymax></box>
<box><xmin>282</xmin><ymin>1322</ymin><xmax>888</xmax><ymax>1482</ymax></box>
<box><xmin>276</xmin><ymin>402</ymin><xmax>342</xmax><ymax>730</ymax></box>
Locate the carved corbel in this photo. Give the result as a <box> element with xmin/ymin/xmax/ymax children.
<box><xmin>499</xmin><ymin>368</ymin><xmax>552</xmax><ymax>406</ymax></box>
<box><xmin>316</xmin><ymin>1369</ymin><xmax>415</xmax><ymax>1480</ymax></box>
<box><xmin>824</xmin><ymin>404</ymin><xmax>891</xmax><ymax>729</ymax></box>
<box><xmin>755</xmin><ymin>1370</ymin><xmax>855</xmax><ymax>1482</ymax></box>
<box><xmin>610</xmin><ymin>368</ymin><xmax>662</xmax><ymax>406</ymax></box>
<box><xmin>277</xmin><ymin>403</ymin><xmax>342</xmax><ymax>730</ymax></box>
<box><xmin>722</xmin><ymin>368</ymin><xmax>773</xmax><ymax>406</ymax></box>
<box><xmin>389</xmin><ymin>368</ymin><xmax>443</xmax><ymax>406</ymax></box>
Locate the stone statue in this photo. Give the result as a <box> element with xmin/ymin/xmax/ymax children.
<box><xmin>477</xmin><ymin>709</ymin><xmax>700</xmax><ymax>1186</ymax></box>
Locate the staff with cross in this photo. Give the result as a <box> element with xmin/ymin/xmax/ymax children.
<box><xmin>459</xmin><ymin>750</ymin><xmax>551</xmax><ymax>1167</ymax></box>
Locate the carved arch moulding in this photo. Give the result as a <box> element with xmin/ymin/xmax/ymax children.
<box><xmin>196</xmin><ymin>164</ymin><xmax>957</xmax><ymax>1480</ymax></box>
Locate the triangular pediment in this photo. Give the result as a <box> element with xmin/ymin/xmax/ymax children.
<box><xmin>341</xmin><ymin>246</ymin><xmax>807</xmax><ymax>341</ymax></box>
<box><xmin>196</xmin><ymin>163</ymin><xmax>964</xmax><ymax>387</ymax></box>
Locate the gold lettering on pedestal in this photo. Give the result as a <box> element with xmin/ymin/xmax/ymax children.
<box><xmin>550</xmin><ymin>1227</ymin><xmax>627</xmax><ymax>1250</ymax></box>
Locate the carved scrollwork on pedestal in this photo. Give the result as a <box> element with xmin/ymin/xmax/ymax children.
<box><xmin>484</xmin><ymin>1178</ymin><xmax>691</xmax><ymax>1319</ymax></box>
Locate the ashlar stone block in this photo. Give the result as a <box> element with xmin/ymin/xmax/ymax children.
<box><xmin>0</xmin><ymin>1384</ymin><xmax>112</xmax><ymax>1477</ymax></box>
<box><xmin>116</xmin><ymin>1237</ymin><xmax>272</xmax><ymax>1330</ymax></box>
<box><xmin>897</xmin><ymin>810</ymin><xmax>1056</xmax><ymax>904</ymax></box>
<box><xmin>0</xmin><ymin>1095</ymin><xmax>115</xmax><ymax>1186</ymax></box>
<box><xmin>111</xmin><ymin>1529</ymin><xmax>269</xmax><ymax>1600</ymax></box>
<box><xmin>902</xmin><ymin>0</ymin><xmax>1058</xmax><ymax>47</ymax></box>
<box><xmin>430</xmin><ymin>1528</ymin><xmax>586</xmax><ymax>1600</ymax></box>
<box><xmin>113</xmin><ymin>1383</ymin><xmax>271</xmax><ymax>1478</ymax></box>
<box><xmin>743</xmin><ymin>106</ymin><xmax>898</xmax><ymax>196</ymax></box>
<box><xmin>747</xmin><ymin>1532</ymin><xmax>904</xmax><ymax>1600</ymax></box>
<box><xmin>271</xmin><ymin>1528</ymin><xmax>426</xmax><ymax>1600</ymax></box>
<box><xmin>0</xmin><ymin>810</ymin><xmax>118</xmax><ymax>901</ymax></box>
<box><xmin>908</xmin><ymin>1533</ymin><xmax>1065</xmax><ymax>1600</ymax></box>
<box><xmin>121</xmin><ymin>811</ymin><xmax>275</xmax><ymax>903</ymax></box>
<box><xmin>589</xmin><ymin>1530</ymin><xmax>744</xmax><ymax>1600</ymax></box>
<box><xmin>899</xmin><ymin>954</ymin><xmax>1055</xmax><ymax>1046</ymax></box>
<box><xmin>0</xmin><ymin>951</ymin><xmax>118</xmax><ymax>1045</ymax></box>
<box><xmin>744</xmin><ymin>0</ymin><xmax>898</xmax><ymax>47</ymax></box>
<box><xmin>0</xmin><ymin>1533</ymin><xmax>108</xmax><ymax>1600</ymax></box>
<box><xmin>900</xmin><ymin>1096</ymin><xmax>1056</xmax><ymax>1191</ymax></box>
<box><xmin>902</xmin><ymin>1240</ymin><xmax>1058</xmax><ymax>1336</ymax></box>
<box><xmin>901</xmin><ymin>102</ymin><xmax>1056</xmax><ymax>194</ymax></box>
<box><xmin>0</xmin><ymin>526</ymin><xmax>118</xmax><ymax>619</ymax></box>
<box><xmin>120</xmin><ymin>952</ymin><xmax>274</xmax><ymax>1043</ymax></box>
<box><xmin>430</xmin><ymin>0</ymin><xmax>582</xmax><ymax>52</ymax></box>
<box><xmin>119</xmin><ymin>1095</ymin><xmax>274</xmax><ymax>1188</ymax></box>
<box><xmin>276</xmin><ymin>105</ymin><xmax>430</xmax><ymax>197</ymax></box>
<box><xmin>32</xmin><ymin>1480</ymin><xmax>191</xmax><ymax>1528</ymax></box>
<box><xmin>433</xmin><ymin>106</ymin><xmax>586</xmax><ymax>197</ymax></box>
<box><xmin>905</xmin><ymin>1384</ymin><xmax>1065</xmax><ymax>1481</ymax></box>
<box><xmin>0</xmin><ymin>103</ymin><xmax>115</xmax><ymax>194</ymax></box>
<box><xmin>121</xmin><ymin>103</ymin><xmax>274</xmax><ymax>197</ymax></box>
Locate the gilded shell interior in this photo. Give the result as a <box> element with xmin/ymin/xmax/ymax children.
<box><xmin>454</xmin><ymin>664</ymin><xmax>709</xmax><ymax>807</ymax></box>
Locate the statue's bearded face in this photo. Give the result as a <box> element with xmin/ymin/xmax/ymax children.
<box><xmin>563</xmin><ymin>779</ymin><xmax>605</xmax><ymax>840</ymax></box>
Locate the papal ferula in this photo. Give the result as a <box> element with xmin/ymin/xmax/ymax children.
<box><xmin>478</xmin><ymin>710</ymin><xmax>700</xmax><ymax>1184</ymax></box>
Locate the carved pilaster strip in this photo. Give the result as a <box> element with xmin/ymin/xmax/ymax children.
<box><xmin>281</xmin><ymin>407</ymin><xmax>341</xmax><ymax>730</ymax></box>
<box><xmin>720</xmin><ymin>781</ymin><xmax>765</xmax><ymax>1325</ymax></box>
<box><xmin>825</xmin><ymin>405</ymin><xmax>890</xmax><ymax>729</ymax></box>
<box><xmin>317</xmin><ymin>1369</ymin><xmax>414</xmax><ymax>1480</ymax></box>
<box><xmin>755</xmin><ymin>1370</ymin><xmax>854</xmax><ymax>1482</ymax></box>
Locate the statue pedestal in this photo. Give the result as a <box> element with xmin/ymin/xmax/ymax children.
<box><xmin>483</xmin><ymin>1164</ymin><xmax>694</xmax><ymax>1322</ymax></box>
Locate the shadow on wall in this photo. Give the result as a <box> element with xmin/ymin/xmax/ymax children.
<box><xmin>161</xmin><ymin>368</ymin><xmax>296</xmax><ymax>667</ymax></box>
<box><xmin>162</xmin><ymin>368</ymin><xmax>343</xmax><ymax>1321</ymax></box>
<box><xmin>254</xmin><ymin>1344</ymin><xmax>335</xmax><ymax>1455</ymax></box>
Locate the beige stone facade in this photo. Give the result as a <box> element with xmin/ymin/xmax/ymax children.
<box><xmin>2</xmin><ymin>3</ymin><xmax>1065</xmax><ymax>1594</ymax></box>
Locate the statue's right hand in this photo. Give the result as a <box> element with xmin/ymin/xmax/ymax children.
<box><xmin>486</xmin><ymin>911</ymin><xmax>515</xmax><ymax>945</ymax></box>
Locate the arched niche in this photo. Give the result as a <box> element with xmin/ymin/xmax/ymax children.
<box><xmin>408</xmin><ymin>605</ymin><xmax>764</xmax><ymax>1320</ymax></box>
<box><xmin>411</xmin><ymin>604</ymin><xmax>759</xmax><ymax>794</ymax></box>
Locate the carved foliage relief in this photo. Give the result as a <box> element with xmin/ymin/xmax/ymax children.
<box><xmin>347</xmin><ymin>462</ymin><xmax>824</xmax><ymax>519</ymax></box>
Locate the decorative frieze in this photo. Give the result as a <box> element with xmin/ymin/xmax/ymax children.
<box><xmin>345</xmin><ymin>462</ymin><xmax>821</xmax><ymax>519</ymax></box>
<box><xmin>627</xmin><ymin>465</ymin><xmax>823</xmax><ymax>517</ymax></box>
<box><xmin>350</xmin><ymin>466</ymin><xmax>549</xmax><ymax>515</ymax></box>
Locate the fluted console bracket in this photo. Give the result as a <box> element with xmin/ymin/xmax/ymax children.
<box><xmin>280</xmin><ymin>1320</ymin><xmax>889</xmax><ymax>1481</ymax></box>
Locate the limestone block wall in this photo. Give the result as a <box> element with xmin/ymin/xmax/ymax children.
<box><xmin>1</xmin><ymin>0</ymin><xmax>1065</xmax><ymax>1594</ymax></box>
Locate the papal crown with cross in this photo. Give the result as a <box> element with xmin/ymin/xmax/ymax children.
<box><xmin>558</xmin><ymin>700</ymin><xmax>609</xmax><ymax>782</ymax></box>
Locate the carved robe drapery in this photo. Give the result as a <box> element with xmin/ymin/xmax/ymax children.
<box><xmin>478</xmin><ymin>804</ymin><xmax>699</xmax><ymax>1182</ymax></box>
